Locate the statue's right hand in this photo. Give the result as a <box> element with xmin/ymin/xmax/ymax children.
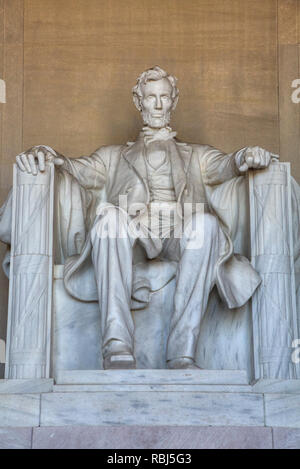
<box><xmin>16</xmin><ymin>145</ymin><xmax>64</xmax><ymax>175</ymax></box>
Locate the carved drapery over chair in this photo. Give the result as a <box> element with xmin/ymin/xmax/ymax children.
<box><xmin>3</xmin><ymin>160</ymin><xmax>300</xmax><ymax>382</ymax></box>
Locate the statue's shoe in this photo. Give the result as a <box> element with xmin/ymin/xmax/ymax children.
<box><xmin>167</xmin><ymin>357</ymin><xmax>202</xmax><ymax>370</ymax></box>
<box><xmin>103</xmin><ymin>352</ymin><xmax>136</xmax><ymax>370</ymax></box>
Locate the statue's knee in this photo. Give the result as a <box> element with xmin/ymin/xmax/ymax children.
<box><xmin>183</xmin><ymin>212</ymin><xmax>219</xmax><ymax>243</ymax></box>
<box><xmin>202</xmin><ymin>213</ymin><xmax>219</xmax><ymax>236</ymax></box>
<box><xmin>91</xmin><ymin>205</ymin><xmax>124</xmax><ymax>241</ymax></box>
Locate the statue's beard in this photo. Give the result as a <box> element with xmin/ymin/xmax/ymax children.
<box><xmin>141</xmin><ymin>110</ymin><xmax>171</xmax><ymax>129</ymax></box>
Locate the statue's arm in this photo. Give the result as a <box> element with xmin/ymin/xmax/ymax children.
<box><xmin>58</xmin><ymin>148</ymin><xmax>108</xmax><ymax>190</ymax></box>
<box><xmin>200</xmin><ymin>146</ymin><xmax>242</xmax><ymax>186</ymax></box>
<box><xmin>200</xmin><ymin>145</ymin><xmax>274</xmax><ymax>186</ymax></box>
<box><xmin>0</xmin><ymin>188</ymin><xmax>12</xmax><ymax>245</ymax></box>
<box><xmin>15</xmin><ymin>144</ymin><xmax>108</xmax><ymax>190</ymax></box>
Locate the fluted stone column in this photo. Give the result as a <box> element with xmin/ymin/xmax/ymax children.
<box><xmin>249</xmin><ymin>162</ymin><xmax>300</xmax><ymax>380</ymax></box>
<box><xmin>5</xmin><ymin>163</ymin><xmax>54</xmax><ymax>379</ymax></box>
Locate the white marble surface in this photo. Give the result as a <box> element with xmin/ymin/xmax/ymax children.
<box><xmin>40</xmin><ymin>391</ymin><xmax>264</xmax><ymax>427</ymax></box>
<box><xmin>53</xmin><ymin>272</ymin><xmax>254</xmax><ymax>373</ymax></box>
<box><xmin>5</xmin><ymin>165</ymin><xmax>54</xmax><ymax>379</ymax></box>
<box><xmin>2</xmin><ymin>424</ymin><xmax>300</xmax><ymax>448</ymax></box>
<box><xmin>272</xmin><ymin>427</ymin><xmax>300</xmax><ymax>449</ymax></box>
<box><xmin>132</xmin><ymin>276</ymin><xmax>176</xmax><ymax>369</ymax></box>
<box><xmin>0</xmin><ymin>394</ymin><xmax>40</xmax><ymax>427</ymax></box>
<box><xmin>0</xmin><ymin>427</ymin><xmax>32</xmax><ymax>449</ymax></box>
<box><xmin>0</xmin><ymin>382</ymin><xmax>298</xmax><ymax>428</ymax></box>
<box><xmin>52</xmin><ymin>276</ymin><xmax>102</xmax><ymax>375</ymax></box>
<box><xmin>265</xmin><ymin>393</ymin><xmax>300</xmax><ymax>428</ymax></box>
<box><xmin>53</xmin><ymin>384</ymin><xmax>252</xmax><ymax>393</ymax></box>
<box><xmin>55</xmin><ymin>369</ymin><xmax>249</xmax><ymax>385</ymax></box>
<box><xmin>252</xmin><ymin>379</ymin><xmax>300</xmax><ymax>394</ymax></box>
<box><xmin>196</xmin><ymin>288</ymin><xmax>253</xmax><ymax>377</ymax></box>
<box><xmin>32</xmin><ymin>425</ymin><xmax>273</xmax><ymax>449</ymax></box>
<box><xmin>249</xmin><ymin>163</ymin><xmax>299</xmax><ymax>380</ymax></box>
<box><xmin>0</xmin><ymin>379</ymin><xmax>53</xmax><ymax>394</ymax></box>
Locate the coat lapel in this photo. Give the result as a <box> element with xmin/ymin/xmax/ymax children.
<box><xmin>122</xmin><ymin>137</ymin><xmax>148</xmax><ymax>183</ymax></box>
<box><xmin>122</xmin><ymin>135</ymin><xmax>193</xmax><ymax>203</ymax></box>
<box><xmin>168</xmin><ymin>140</ymin><xmax>193</xmax><ymax>200</ymax></box>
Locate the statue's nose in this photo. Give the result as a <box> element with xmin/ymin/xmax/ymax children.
<box><xmin>155</xmin><ymin>97</ymin><xmax>162</xmax><ymax>109</ymax></box>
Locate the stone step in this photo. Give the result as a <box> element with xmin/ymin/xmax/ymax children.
<box><xmin>40</xmin><ymin>390</ymin><xmax>264</xmax><ymax>427</ymax></box>
<box><xmin>54</xmin><ymin>383</ymin><xmax>252</xmax><ymax>393</ymax></box>
<box><xmin>0</xmin><ymin>378</ymin><xmax>53</xmax><ymax>394</ymax></box>
<box><xmin>55</xmin><ymin>369</ymin><xmax>249</xmax><ymax>385</ymax></box>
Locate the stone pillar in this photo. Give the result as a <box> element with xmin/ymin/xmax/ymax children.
<box><xmin>5</xmin><ymin>163</ymin><xmax>54</xmax><ymax>379</ymax></box>
<box><xmin>249</xmin><ymin>162</ymin><xmax>300</xmax><ymax>380</ymax></box>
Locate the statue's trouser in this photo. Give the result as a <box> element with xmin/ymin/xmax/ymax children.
<box><xmin>90</xmin><ymin>205</ymin><xmax>227</xmax><ymax>362</ymax></box>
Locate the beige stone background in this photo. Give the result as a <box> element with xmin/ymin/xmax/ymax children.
<box><xmin>0</xmin><ymin>0</ymin><xmax>300</xmax><ymax>372</ymax></box>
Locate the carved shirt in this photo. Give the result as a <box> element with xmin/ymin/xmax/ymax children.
<box><xmin>145</xmin><ymin>140</ymin><xmax>176</xmax><ymax>203</ymax></box>
<box><xmin>139</xmin><ymin>139</ymin><xmax>179</xmax><ymax>238</ymax></box>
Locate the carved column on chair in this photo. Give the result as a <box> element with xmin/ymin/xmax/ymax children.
<box><xmin>5</xmin><ymin>163</ymin><xmax>54</xmax><ymax>379</ymax></box>
<box><xmin>249</xmin><ymin>162</ymin><xmax>300</xmax><ymax>380</ymax></box>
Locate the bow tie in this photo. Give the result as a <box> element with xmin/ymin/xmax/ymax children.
<box><xmin>142</xmin><ymin>126</ymin><xmax>177</xmax><ymax>145</ymax></box>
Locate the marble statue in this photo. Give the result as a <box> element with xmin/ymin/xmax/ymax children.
<box><xmin>0</xmin><ymin>66</ymin><xmax>300</xmax><ymax>379</ymax></box>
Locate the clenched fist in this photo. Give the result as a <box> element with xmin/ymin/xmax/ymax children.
<box><xmin>237</xmin><ymin>146</ymin><xmax>278</xmax><ymax>173</ymax></box>
<box><xmin>16</xmin><ymin>145</ymin><xmax>64</xmax><ymax>175</ymax></box>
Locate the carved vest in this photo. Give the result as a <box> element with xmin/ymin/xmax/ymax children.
<box><xmin>144</xmin><ymin>142</ymin><xmax>176</xmax><ymax>203</ymax></box>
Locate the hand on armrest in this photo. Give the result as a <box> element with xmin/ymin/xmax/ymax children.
<box><xmin>235</xmin><ymin>146</ymin><xmax>278</xmax><ymax>174</ymax></box>
<box><xmin>16</xmin><ymin>145</ymin><xmax>64</xmax><ymax>175</ymax></box>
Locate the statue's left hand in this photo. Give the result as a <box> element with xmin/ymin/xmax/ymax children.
<box><xmin>16</xmin><ymin>145</ymin><xmax>64</xmax><ymax>175</ymax></box>
<box><xmin>237</xmin><ymin>146</ymin><xmax>278</xmax><ymax>173</ymax></box>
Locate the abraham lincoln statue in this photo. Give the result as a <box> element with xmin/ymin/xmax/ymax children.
<box><xmin>3</xmin><ymin>66</ymin><xmax>280</xmax><ymax>370</ymax></box>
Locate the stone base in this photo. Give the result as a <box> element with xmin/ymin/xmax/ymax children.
<box><xmin>0</xmin><ymin>370</ymin><xmax>299</xmax><ymax>448</ymax></box>
<box><xmin>0</xmin><ymin>425</ymin><xmax>300</xmax><ymax>449</ymax></box>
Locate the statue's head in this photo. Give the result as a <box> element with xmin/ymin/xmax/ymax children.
<box><xmin>132</xmin><ymin>66</ymin><xmax>179</xmax><ymax>129</ymax></box>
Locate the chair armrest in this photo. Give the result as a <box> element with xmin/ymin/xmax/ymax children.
<box><xmin>249</xmin><ymin>161</ymin><xmax>299</xmax><ymax>380</ymax></box>
<box><xmin>5</xmin><ymin>163</ymin><xmax>55</xmax><ymax>379</ymax></box>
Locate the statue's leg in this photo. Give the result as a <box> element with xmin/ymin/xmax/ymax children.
<box><xmin>162</xmin><ymin>212</ymin><xmax>227</xmax><ymax>369</ymax></box>
<box><xmin>90</xmin><ymin>205</ymin><xmax>136</xmax><ymax>369</ymax></box>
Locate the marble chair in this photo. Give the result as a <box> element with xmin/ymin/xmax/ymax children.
<box><xmin>2</xmin><ymin>160</ymin><xmax>300</xmax><ymax>382</ymax></box>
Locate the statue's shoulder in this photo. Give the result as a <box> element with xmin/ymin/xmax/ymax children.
<box><xmin>91</xmin><ymin>144</ymin><xmax>126</xmax><ymax>165</ymax></box>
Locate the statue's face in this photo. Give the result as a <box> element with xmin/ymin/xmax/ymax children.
<box><xmin>140</xmin><ymin>78</ymin><xmax>174</xmax><ymax>128</ymax></box>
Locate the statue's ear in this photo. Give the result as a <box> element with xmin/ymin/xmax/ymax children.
<box><xmin>133</xmin><ymin>93</ymin><xmax>142</xmax><ymax>111</ymax></box>
<box><xmin>171</xmin><ymin>95</ymin><xmax>179</xmax><ymax>111</ymax></box>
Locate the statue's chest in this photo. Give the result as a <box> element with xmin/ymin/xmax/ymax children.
<box><xmin>106</xmin><ymin>155</ymin><xmax>146</xmax><ymax>205</ymax></box>
<box><xmin>145</xmin><ymin>141</ymin><xmax>168</xmax><ymax>170</ymax></box>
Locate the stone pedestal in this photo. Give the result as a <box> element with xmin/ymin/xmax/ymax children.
<box><xmin>0</xmin><ymin>370</ymin><xmax>299</xmax><ymax>449</ymax></box>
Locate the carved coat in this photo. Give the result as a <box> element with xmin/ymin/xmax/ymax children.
<box><xmin>61</xmin><ymin>135</ymin><xmax>261</xmax><ymax>308</ymax></box>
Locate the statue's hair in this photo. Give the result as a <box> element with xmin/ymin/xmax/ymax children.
<box><xmin>132</xmin><ymin>66</ymin><xmax>179</xmax><ymax>111</ymax></box>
